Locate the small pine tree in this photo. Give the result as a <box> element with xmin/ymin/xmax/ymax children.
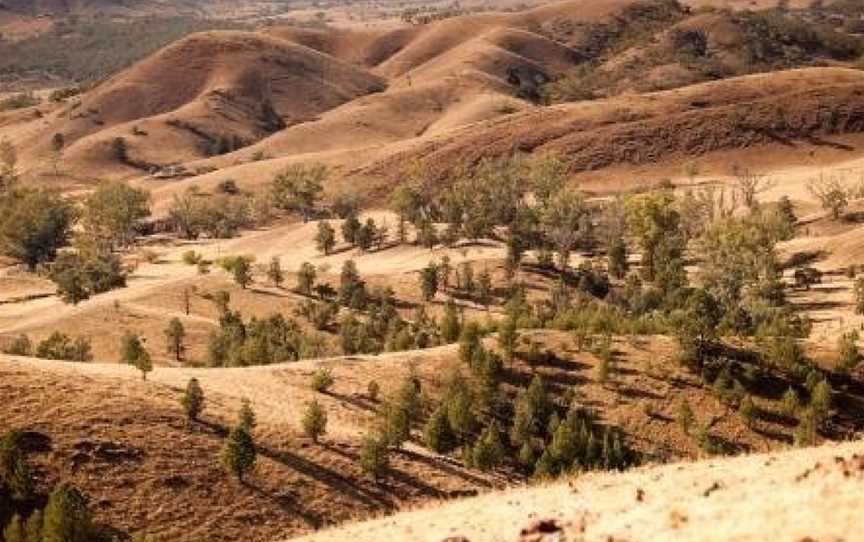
<box><xmin>121</xmin><ymin>333</ymin><xmax>152</xmax><ymax>380</ymax></box>
<box><xmin>311</xmin><ymin>367</ymin><xmax>335</xmax><ymax>393</ymax></box>
<box><xmin>342</xmin><ymin>213</ymin><xmax>362</xmax><ymax>246</ymax></box>
<box><xmin>220</xmin><ymin>426</ymin><xmax>256</xmax><ymax>483</ymax></box>
<box><xmin>238</xmin><ymin>398</ymin><xmax>256</xmax><ymax>432</ymax></box>
<box><xmin>607</xmin><ymin>237</ymin><xmax>628</xmax><ymax>280</ymax></box>
<box><xmin>42</xmin><ymin>484</ymin><xmax>92</xmax><ymax>542</ymax></box>
<box><xmin>471</xmin><ymin>422</ymin><xmax>504</xmax><ymax>471</ymax></box>
<box><xmin>164</xmin><ymin>318</ymin><xmax>186</xmax><ymax>361</ymax></box>
<box><xmin>297</xmin><ymin>262</ymin><xmax>317</xmax><ymax>296</ymax></box>
<box><xmin>439</xmin><ymin>301</ymin><xmax>461</xmax><ymax>343</ymax></box>
<box><xmin>316</xmin><ymin>221</ymin><xmax>336</xmax><ymax>255</ymax></box>
<box><xmin>423</xmin><ymin>405</ymin><xmax>455</xmax><ymax>454</ymax></box>
<box><xmin>0</xmin><ymin>430</ymin><xmax>32</xmax><ymax>499</ymax></box>
<box><xmin>302</xmin><ymin>399</ymin><xmax>328</xmax><ymax>443</ymax></box>
<box><xmin>360</xmin><ymin>433</ymin><xmax>389</xmax><ymax>480</ymax></box>
<box><xmin>477</xmin><ymin>267</ymin><xmax>493</xmax><ymax>308</ymax></box>
<box><xmin>419</xmin><ymin>262</ymin><xmax>439</xmax><ymax>302</ymax></box>
<box><xmin>181</xmin><ymin>378</ymin><xmax>205</xmax><ymax>422</ymax></box>
<box><xmin>267</xmin><ymin>256</ymin><xmax>285</xmax><ymax>288</ymax></box>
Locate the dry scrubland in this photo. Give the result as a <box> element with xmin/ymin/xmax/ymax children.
<box><xmin>3</xmin><ymin>0</ymin><xmax>864</xmax><ymax>541</ymax></box>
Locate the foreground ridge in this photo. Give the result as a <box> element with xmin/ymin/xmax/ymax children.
<box><xmin>294</xmin><ymin>439</ymin><xmax>863</xmax><ymax>542</ymax></box>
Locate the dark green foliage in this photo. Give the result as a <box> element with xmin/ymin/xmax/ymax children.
<box><xmin>238</xmin><ymin>399</ymin><xmax>256</xmax><ymax>433</ymax></box>
<box><xmin>81</xmin><ymin>182</ymin><xmax>150</xmax><ymax>251</ymax></box>
<box><xmin>302</xmin><ymin>400</ymin><xmax>328</xmax><ymax>443</ymax></box>
<box><xmin>42</xmin><ymin>484</ymin><xmax>92</xmax><ymax>542</ymax></box>
<box><xmin>296</xmin><ymin>262</ymin><xmax>317</xmax><ymax>296</ymax></box>
<box><xmin>220</xmin><ymin>426</ymin><xmax>256</xmax><ymax>483</ymax></box>
<box><xmin>315</xmin><ymin>221</ymin><xmax>336</xmax><ymax>255</ymax></box>
<box><xmin>0</xmin><ymin>188</ymin><xmax>76</xmax><ymax>270</ymax></box>
<box><xmin>181</xmin><ymin>378</ymin><xmax>205</xmax><ymax>422</ymax></box>
<box><xmin>267</xmin><ymin>256</ymin><xmax>284</xmax><ymax>288</ymax></box>
<box><xmin>272</xmin><ymin>164</ymin><xmax>325</xmax><ymax>221</ymax></box>
<box><xmin>2</xmin><ymin>335</ymin><xmax>32</xmax><ymax>357</ymax></box>
<box><xmin>424</xmin><ymin>405</ymin><xmax>456</xmax><ymax>454</ymax></box>
<box><xmin>35</xmin><ymin>332</ymin><xmax>92</xmax><ymax>362</ymax></box>
<box><xmin>220</xmin><ymin>255</ymin><xmax>254</xmax><ymax>289</ymax></box>
<box><xmin>164</xmin><ymin>317</ymin><xmax>186</xmax><ymax>361</ymax></box>
<box><xmin>0</xmin><ymin>431</ymin><xmax>32</xmax><ymax>500</ymax></box>
<box><xmin>360</xmin><ymin>433</ymin><xmax>389</xmax><ymax>479</ymax></box>
<box><xmin>439</xmin><ymin>301</ymin><xmax>462</xmax><ymax>343</ymax></box>
<box><xmin>419</xmin><ymin>261</ymin><xmax>439</xmax><ymax>302</ymax></box>
<box><xmin>470</xmin><ymin>422</ymin><xmax>505</xmax><ymax>471</ymax></box>
<box><xmin>607</xmin><ymin>237</ymin><xmax>629</xmax><ymax>280</ymax></box>
<box><xmin>120</xmin><ymin>333</ymin><xmax>152</xmax><ymax>380</ymax></box>
<box><xmin>310</xmin><ymin>368</ymin><xmax>335</xmax><ymax>393</ymax></box>
<box><xmin>50</xmin><ymin>251</ymin><xmax>126</xmax><ymax>305</ymax></box>
<box><xmin>208</xmin><ymin>311</ymin><xmax>316</xmax><ymax>367</ymax></box>
<box><xmin>341</xmin><ymin>213</ymin><xmax>362</xmax><ymax>246</ymax></box>
<box><xmin>338</xmin><ymin>260</ymin><xmax>366</xmax><ymax>308</ymax></box>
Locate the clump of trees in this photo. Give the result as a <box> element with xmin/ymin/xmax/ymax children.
<box><xmin>2</xmin><ymin>332</ymin><xmax>92</xmax><ymax>362</ymax></box>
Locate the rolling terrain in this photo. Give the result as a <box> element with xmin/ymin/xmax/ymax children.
<box><xmin>4</xmin><ymin>1</ymin><xmax>864</xmax><ymax>541</ymax></box>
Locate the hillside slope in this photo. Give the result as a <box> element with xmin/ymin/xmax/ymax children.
<box><xmin>295</xmin><ymin>438</ymin><xmax>864</xmax><ymax>542</ymax></box>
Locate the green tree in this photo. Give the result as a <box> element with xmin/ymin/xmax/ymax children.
<box><xmin>238</xmin><ymin>398</ymin><xmax>256</xmax><ymax>432</ymax></box>
<box><xmin>0</xmin><ymin>431</ymin><xmax>32</xmax><ymax>499</ymax></box>
<box><xmin>181</xmin><ymin>378</ymin><xmax>205</xmax><ymax>422</ymax></box>
<box><xmin>607</xmin><ymin>237</ymin><xmax>628</xmax><ymax>280</ymax></box>
<box><xmin>342</xmin><ymin>213</ymin><xmax>362</xmax><ymax>246</ymax></box>
<box><xmin>338</xmin><ymin>260</ymin><xmax>365</xmax><ymax>307</ymax></box>
<box><xmin>220</xmin><ymin>426</ymin><xmax>256</xmax><ymax>483</ymax></box>
<box><xmin>0</xmin><ymin>188</ymin><xmax>76</xmax><ymax>269</ymax></box>
<box><xmin>625</xmin><ymin>192</ymin><xmax>685</xmax><ymax>286</ymax></box>
<box><xmin>267</xmin><ymin>256</ymin><xmax>284</xmax><ymax>288</ymax></box>
<box><xmin>676</xmin><ymin>289</ymin><xmax>722</xmax><ymax>364</ymax></box>
<box><xmin>542</xmin><ymin>188</ymin><xmax>588</xmax><ymax>271</ymax></box>
<box><xmin>315</xmin><ymin>221</ymin><xmax>336</xmax><ymax>255</ymax></box>
<box><xmin>423</xmin><ymin>405</ymin><xmax>455</xmax><ymax>454</ymax></box>
<box><xmin>302</xmin><ymin>399</ymin><xmax>328</xmax><ymax>443</ymax></box>
<box><xmin>221</xmin><ymin>255</ymin><xmax>254</xmax><ymax>289</ymax></box>
<box><xmin>164</xmin><ymin>317</ymin><xmax>186</xmax><ymax>361</ymax></box>
<box><xmin>35</xmin><ymin>332</ymin><xmax>92</xmax><ymax>362</ymax></box>
<box><xmin>439</xmin><ymin>301</ymin><xmax>461</xmax><ymax>343</ymax></box>
<box><xmin>471</xmin><ymin>422</ymin><xmax>504</xmax><ymax>471</ymax></box>
<box><xmin>356</xmin><ymin>218</ymin><xmax>376</xmax><ymax>251</ymax></box>
<box><xmin>81</xmin><ymin>182</ymin><xmax>150</xmax><ymax>251</ymax></box>
<box><xmin>419</xmin><ymin>261</ymin><xmax>439</xmax><ymax>302</ymax></box>
<box><xmin>121</xmin><ymin>333</ymin><xmax>152</xmax><ymax>380</ymax></box>
<box><xmin>272</xmin><ymin>163</ymin><xmax>326</xmax><ymax>221</ymax></box>
<box><xmin>50</xmin><ymin>251</ymin><xmax>126</xmax><ymax>305</ymax></box>
<box><xmin>310</xmin><ymin>367</ymin><xmax>334</xmax><ymax>393</ymax></box>
<box><xmin>42</xmin><ymin>484</ymin><xmax>92</xmax><ymax>542</ymax></box>
<box><xmin>297</xmin><ymin>262</ymin><xmax>317</xmax><ymax>296</ymax></box>
<box><xmin>360</xmin><ymin>433</ymin><xmax>389</xmax><ymax>480</ymax></box>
